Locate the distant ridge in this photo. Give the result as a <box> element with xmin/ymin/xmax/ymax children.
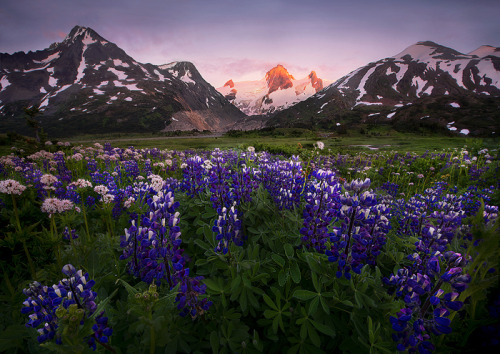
<box><xmin>0</xmin><ymin>26</ymin><xmax>245</xmax><ymax>136</ymax></box>
<box><xmin>270</xmin><ymin>41</ymin><xmax>500</xmax><ymax>136</ymax></box>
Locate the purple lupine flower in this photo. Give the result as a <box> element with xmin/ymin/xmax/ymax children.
<box><xmin>22</xmin><ymin>265</ymin><xmax>111</xmax><ymax>349</ymax></box>
<box><xmin>326</xmin><ymin>178</ymin><xmax>390</xmax><ymax>279</ymax></box>
<box><xmin>180</xmin><ymin>155</ymin><xmax>207</xmax><ymax>197</ymax></box>
<box><xmin>385</xmin><ymin>251</ymin><xmax>471</xmax><ymax>352</ymax></box>
<box><xmin>62</xmin><ymin>227</ymin><xmax>79</xmax><ymax>240</ymax></box>
<box><xmin>175</xmin><ymin>276</ymin><xmax>213</xmax><ymax>319</ymax></box>
<box><xmin>300</xmin><ymin>169</ymin><xmax>340</xmax><ymax>252</ymax></box>
<box><xmin>120</xmin><ymin>190</ymin><xmax>185</xmax><ymax>287</ymax></box>
<box><xmin>261</xmin><ymin>156</ymin><xmax>304</xmax><ymax>210</ymax></box>
<box><xmin>213</xmin><ymin>205</ymin><xmax>244</xmax><ymax>254</ymax></box>
<box><xmin>87</xmin><ymin>311</ymin><xmax>113</xmax><ymax>351</ymax></box>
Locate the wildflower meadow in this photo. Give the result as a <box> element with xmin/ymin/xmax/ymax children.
<box><xmin>0</xmin><ymin>141</ymin><xmax>499</xmax><ymax>353</ymax></box>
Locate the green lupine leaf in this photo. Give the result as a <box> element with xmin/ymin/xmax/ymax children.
<box><xmin>278</xmin><ymin>269</ymin><xmax>288</xmax><ymax>287</ymax></box>
<box><xmin>311</xmin><ymin>272</ymin><xmax>320</xmax><ymax>293</ymax></box>
<box><xmin>242</xmin><ymin>276</ymin><xmax>252</xmax><ymax>288</ymax></box>
<box><xmin>284</xmin><ymin>243</ymin><xmax>294</xmax><ymax>259</ymax></box>
<box><xmin>307</xmin><ymin>322</ymin><xmax>321</xmax><ymax>347</ymax></box>
<box><xmin>319</xmin><ymin>296</ymin><xmax>330</xmax><ymax>314</ymax></box>
<box><xmin>272</xmin><ymin>316</ymin><xmax>280</xmax><ymax>334</ymax></box>
<box><xmin>194</xmin><ymin>238</ymin><xmax>211</xmax><ymax>251</ymax></box>
<box><xmin>263</xmin><ymin>294</ymin><xmax>278</xmax><ymax>311</ymax></box>
<box><xmin>231</xmin><ymin>275</ymin><xmax>242</xmax><ymax>293</ymax></box>
<box><xmin>272</xmin><ymin>254</ymin><xmax>286</xmax><ymax>268</ymax></box>
<box><xmin>310</xmin><ymin>319</ymin><xmax>336</xmax><ymax>337</ymax></box>
<box><xmin>290</xmin><ymin>262</ymin><xmax>301</xmax><ymax>283</ymax></box>
<box><xmin>354</xmin><ymin>291</ymin><xmax>363</xmax><ymax>308</ymax></box>
<box><xmin>248</xmin><ymin>290</ymin><xmax>260</xmax><ymax>309</ymax></box>
<box><xmin>308</xmin><ymin>297</ymin><xmax>319</xmax><ymax>315</ymax></box>
<box><xmin>117</xmin><ymin>278</ymin><xmax>139</xmax><ymax>295</ymax></box>
<box><xmin>240</xmin><ymin>290</ymin><xmax>248</xmax><ymax>312</ymax></box>
<box><xmin>204</xmin><ymin>278</ymin><xmax>222</xmax><ymax>293</ymax></box>
<box><xmin>264</xmin><ymin>309</ymin><xmax>278</xmax><ymax>319</ymax></box>
<box><xmin>210</xmin><ymin>331</ymin><xmax>219</xmax><ymax>354</ymax></box>
<box><xmin>368</xmin><ymin>316</ymin><xmax>374</xmax><ymax>344</ymax></box>
<box><xmin>293</xmin><ymin>289</ymin><xmax>317</xmax><ymax>301</ymax></box>
<box><xmin>300</xmin><ymin>323</ymin><xmax>308</xmax><ymax>340</ymax></box>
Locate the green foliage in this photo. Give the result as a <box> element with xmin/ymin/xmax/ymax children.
<box><xmin>0</xmin><ymin>142</ymin><xmax>498</xmax><ymax>353</ymax></box>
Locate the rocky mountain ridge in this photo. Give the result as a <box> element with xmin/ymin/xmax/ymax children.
<box><xmin>270</xmin><ymin>41</ymin><xmax>500</xmax><ymax>136</ymax></box>
<box><xmin>0</xmin><ymin>26</ymin><xmax>245</xmax><ymax>136</ymax></box>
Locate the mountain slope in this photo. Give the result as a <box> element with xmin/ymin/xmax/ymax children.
<box><xmin>270</xmin><ymin>41</ymin><xmax>500</xmax><ymax>136</ymax></box>
<box><xmin>217</xmin><ymin>64</ymin><xmax>332</xmax><ymax>116</ymax></box>
<box><xmin>0</xmin><ymin>26</ymin><xmax>244</xmax><ymax>136</ymax></box>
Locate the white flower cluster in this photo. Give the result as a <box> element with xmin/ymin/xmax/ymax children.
<box><xmin>202</xmin><ymin>159</ymin><xmax>213</xmax><ymax>171</ymax></box>
<box><xmin>101</xmin><ymin>194</ymin><xmax>115</xmax><ymax>204</ymax></box>
<box><xmin>70</xmin><ymin>153</ymin><xmax>84</xmax><ymax>161</ymax></box>
<box><xmin>148</xmin><ymin>174</ymin><xmax>164</xmax><ymax>193</ymax></box>
<box><xmin>40</xmin><ymin>174</ymin><xmax>59</xmax><ymax>186</ymax></box>
<box><xmin>94</xmin><ymin>185</ymin><xmax>109</xmax><ymax>195</ymax></box>
<box><xmin>314</xmin><ymin>141</ymin><xmax>325</xmax><ymax>150</ymax></box>
<box><xmin>0</xmin><ymin>179</ymin><xmax>27</xmax><ymax>195</ymax></box>
<box><xmin>124</xmin><ymin>197</ymin><xmax>135</xmax><ymax>209</ymax></box>
<box><xmin>70</xmin><ymin>179</ymin><xmax>93</xmax><ymax>189</ymax></box>
<box><xmin>41</xmin><ymin>198</ymin><xmax>78</xmax><ymax>215</ymax></box>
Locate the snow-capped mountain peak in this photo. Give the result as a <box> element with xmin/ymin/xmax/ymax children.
<box><xmin>217</xmin><ymin>65</ymin><xmax>332</xmax><ymax>116</ymax></box>
<box><xmin>270</xmin><ymin>40</ymin><xmax>500</xmax><ymax>137</ymax></box>
<box><xmin>392</xmin><ymin>41</ymin><xmax>470</xmax><ymax>61</ymax></box>
<box><xmin>0</xmin><ymin>26</ymin><xmax>244</xmax><ymax>136</ymax></box>
<box><xmin>468</xmin><ymin>45</ymin><xmax>500</xmax><ymax>58</ymax></box>
<box><xmin>266</xmin><ymin>64</ymin><xmax>295</xmax><ymax>94</ymax></box>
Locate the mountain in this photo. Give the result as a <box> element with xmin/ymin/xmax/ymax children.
<box><xmin>0</xmin><ymin>26</ymin><xmax>245</xmax><ymax>136</ymax></box>
<box><xmin>216</xmin><ymin>64</ymin><xmax>332</xmax><ymax>116</ymax></box>
<box><xmin>270</xmin><ymin>41</ymin><xmax>500</xmax><ymax>136</ymax></box>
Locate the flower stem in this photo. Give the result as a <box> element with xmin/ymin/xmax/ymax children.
<box><xmin>23</xmin><ymin>241</ymin><xmax>37</xmax><ymax>281</ymax></box>
<box><xmin>343</xmin><ymin>206</ymin><xmax>358</xmax><ymax>257</ymax></box>
<box><xmin>1</xmin><ymin>265</ymin><xmax>15</xmax><ymax>297</ymax></box>
<box><xmin>51</xmin><ymin>217</ymin><xmax>62</xmax><ymax>268</ymax></box>
<box><xmin>149</xmin><ymin>314</ymin><xmax>156</xmax><ymax>354</ymax></box>
<box><xmin>81</xmin><ymin>204</ymin><xmax>90</xmax><ymax>241</ymax></box>
<box><xmin>11</xmin><ymin>194</ymin><xmax>21</xmax><ymax>232</ymax></box>
<box><xmin>96</xmin><ymin>337</ymin><xmax>116</xmax><ymax>353</ymax></box>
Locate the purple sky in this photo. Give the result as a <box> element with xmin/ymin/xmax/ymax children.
<box><xmin>1</xmin><ymin>0</ymin><xmax>499</xmax><ymax>87</ymax></box>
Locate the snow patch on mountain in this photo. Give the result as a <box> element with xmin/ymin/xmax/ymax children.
<box><xmin>113</xmin><ymin>59</ymin><xmax>129</xmax><ymax>68</ymax></box>
<box><xmin>180</xmin><ymin>71</ymin><xmax>195</xmax><ymax>85</ymax></box>
<box><xmin>476</xmin><ymin>59</ymin><xmax>500</xmax><ymax>86</ymax></box>
<box><xmin>46</xmin><ymin>75</ymin><xmax>57</xmax><ymax>87</ymax></box>
<box><xmin>0</xmin><ymin>76</ymin><xmax>10</xmax><ymax>91</ymax></box>
<box><xmin>468</xmin><ymin>45</ymin><xmax>500</xmax><ymax>58</ymax></box>
<box><xmin>33</xmin><ymin>52</ymin><xmax>60</xmax><ymax>64</ymax></box>
<box><xmin>109</xmin><ymin>68</ymin><xmax>128</xmax><ymax>81</ymax></box>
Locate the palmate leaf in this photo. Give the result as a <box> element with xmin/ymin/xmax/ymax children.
<box><xmin>263</xmin><ymin>294</ymin><xmax>278</xmax><ymax>311</ymax></box>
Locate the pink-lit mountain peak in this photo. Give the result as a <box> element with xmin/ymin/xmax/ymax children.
<box><xmin>265</xmin><ymin>64</ymin><xmax>295</xmax><ymax>94</ymax></box>
<box><xmin>217</xmin><ymin>64</ymin><xmax>332</xmax><ymax>116</ymax></box>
